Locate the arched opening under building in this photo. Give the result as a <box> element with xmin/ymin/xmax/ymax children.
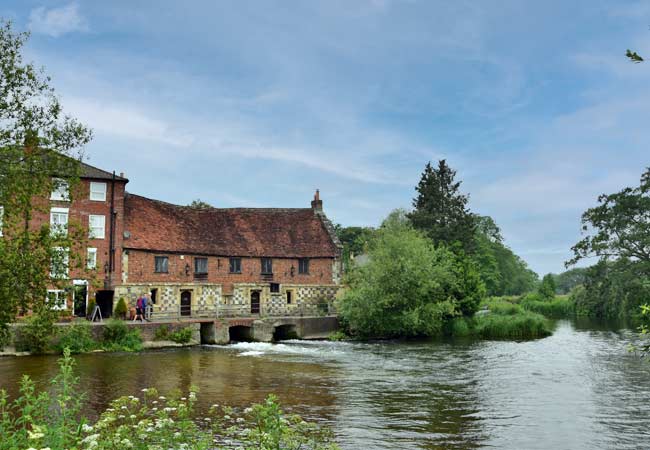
<box><xmin>229</xmin><ymin>325</ymin><xmax>254</xmax><ymax>342</ymax></box>
<box><xmin>273</xmin><ymin>324</ymin><xmax>298</xmax><ymax>341</ymax></box>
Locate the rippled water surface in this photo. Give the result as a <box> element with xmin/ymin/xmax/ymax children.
<box><xmin>1</xmin><ymin>319</ymin><xmax>650</xmax><ymax>449</ymax></box>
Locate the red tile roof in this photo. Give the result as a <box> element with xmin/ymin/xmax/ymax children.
<box><xmin>123</xmin><ymin>194</ymin><xmax>341</xmax><ymax>258</ymax></box>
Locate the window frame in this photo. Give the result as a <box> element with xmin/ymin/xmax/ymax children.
<box><xmin>0</xmin><ymin>205</ymin><xmax>4</xmax><ymax>237</ymax></box>
<box><xmin>89</xmin><ymin>182</ymin><xmax>107</xmax><ymax>201</ymax></box>
<box><xmin>46</xmin><ymin>290</ymin><xmax>67</xmax><ymax>311</ymax></box>
<box><xmin>50</xmin><ymin>207</ymin><xmax>69</xmax><ymax>236</ymax></box>
<box><xmin>270</xmin><ymin>282</ymin><xmax>280</xmax><ymax>293</ymax></box>
<box><xmin>154</xmin><ymin>256</ymin><xmax>169</xmax><ymax>273</ymax></box>
<box><xmin>50</xmin><ymin>178</ymin><xmax>70</xmax><ymax>201</ymax></box>
<box><xmin>89</xmin><ymin>214</ymin><xmax>106</xmax><ymax>239</ymax></box>
<box><xmin>229</xmin><ymin>257</ymin><xmax>242</xmax><ymax>274</ymax></box>
<box><xmin>298</xmin><ymin>258</ymin><xmax>310</xmax><ymax>275</ymax></box>
<box><xmin>261</xmin><ymin>258</ymin><xmax>273</xmax><ymax>275</ymax></box>
<box><xmin>286</xmin><ymin>289</ymin><xmax>294</xmax><ymax>305</ymax></box>
<box><xmin>50</xmin><ymin>247</ymin><xmax>69</xmax><ymax>279</ymax></box>
<box><xmin>194</xmin><ymin>257</ymin><xmax>208</xmax><ymax>274</ymax></box>
<box><xmin>87</xmin><ymin>247</ymin><xmax>98</xmax><ymax>270</ymax></box>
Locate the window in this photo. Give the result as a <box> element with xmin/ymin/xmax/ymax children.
<box><xmin>154</xmin><ymin>256</ymin><xmax>169</xmax><ymax>273</ymax></box>
<box><xmin>0</xmin><ymin>206</ymin><xmax>4</xmax><ymax>237</ymax></box>
<box><xmin>50</xmin><ymin>178</ymin><xmax>69</xmax><ymax>201</ymax></box>
<box><xmin>46</xmin><ymin>290</ymin><xmax>67</xmax><ymax>310</ymax></box>
<box><xmin>50</xmin><ymin>247</ymin><xmax>69</xmax><ymax>278</ymax></box>
<box><xmin>286</xmin><ymin>290</ymin><xmax>293</xmax><ymax>304</ymax></box>
<box><xmin>229</xmin><ymin>257</ymin><xmax>242</xmax><ymax>273</ymax></box>
<box><xmin>261</xmin><ymin>258</ymin><xmax>273</xmax><ymax>275</ymax></box>
<box><xmin>298</xmin><ymin>258</ymin><xmax>309</xmax><ymax>274</ymax></box>
<box><xmin>151</xmin><ymin>288</ymin><xmax>158</xmax><ymax>304</ymax></box>
<box><xmin>270</xmin><ymin>283</ymin><xmax>280</xmax><ymax>293</ymax></box>
<box><xmin>89</xmin><ymin>215</ymin><xmax>106</xmax><ymax>239</ymax></box>
<box><xmin>90</xmin><ymin>182</ymin><xmax>107</xmax><ymax>201</ymax></box>
<box><xmin>194</xmin><ymin>257</ymin><xmax>208</xmax><ymax>274</ymax></box>
<box><xmin>87</xmin><ymin>248</ymin><xmax>97</xmax><ymax>269</ymax></box>
<box><xmin>50</xmin><ymin>207</ymin><xmax>69</xmax><ymax>236</ymax></box>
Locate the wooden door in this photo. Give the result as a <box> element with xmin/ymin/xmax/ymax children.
<box><xmin>251</xmin><ymin>291</ymin><xmax>260</xmax><ymax>315</ymax></box>
<box><xmin>180</xmin><ymin>291</ymin><xmax>192</xmax><ymax>317</ymax></box>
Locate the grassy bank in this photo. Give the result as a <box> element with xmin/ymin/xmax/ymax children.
<box><xmin>520</xmin><ymin>294</ymin><xmax>574</xmax><ymax>318</ymax></box>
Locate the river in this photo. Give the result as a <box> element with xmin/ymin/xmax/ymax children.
<box><xmin>1</xmin><ymin>319</ymin><xmax>649</xmax><ymax>449</ymax></box>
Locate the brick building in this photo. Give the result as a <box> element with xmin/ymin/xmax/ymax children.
<box><xmin>5</xmin><ymin>159</ymin><xmax>343</xmax><ymax>319</ymax></box>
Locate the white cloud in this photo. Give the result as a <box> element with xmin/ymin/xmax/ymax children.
<box><xmin>28</xmin><ymin>3</ymin><xmax>88</xmax><ymax>37</ymax></box>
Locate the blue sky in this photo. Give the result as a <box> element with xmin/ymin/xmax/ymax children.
<box><xmin>2</xmin><ymin>1</ymin><xmax>650</xmax><ymax>275</ymax></box>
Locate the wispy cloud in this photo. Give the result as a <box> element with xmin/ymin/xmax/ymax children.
<box><xmin>28</xmin><ymin>3</ymin><xmax>88</xmax><ymax>37</ymax></box>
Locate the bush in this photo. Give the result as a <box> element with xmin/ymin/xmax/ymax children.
<box><xmin>0</xmin><ymin>325</ymin><xmax>12</xmax><ymax>351</ymax></box>
<box><xmin>521</xmin><ymin>294</ymin><xmax>574</xmax><ymax>318</ymax></box>
<box><xmin>15</xmin><ymin>309</ymin><xmax>58</xmax><ymax>354</ymax></box>
<box><xmin>153</xmin><ymin>325</ymin><xmax>170</xmax><ymax>341</ymax></box>
<box><xmin>86</xmin><ymin>297</ymin><xmax>96</xmax><ymax>317</ymax></box>
<box><xmin>445</xmin><ymin>316</ymin><xmax>473</xmax><ymax>337</ymax></box>
<box><xmin>102</xmin><ymin>319</ymin><xmax>143</xmax><ymax>352</ymax></box>
<box><xmin>55</xmin><ymin>322</ymin><xmax>97</xmax><ymax>354</ymax></box>
<box><xmin>474</xmin><ymin>311</ymin><xmax>551</xmax><ymax>340</ymax></box>
<box><xmin>481</xmin><ymin>298</ymin><xmax>523</xmax><ymax>315</ymax></box>
<box><xmin>113</xmin><ymin>297</ymin><xmax>128</xmax><ymax>319</ymax></box>
<box><xmin>169</xmin><ymin>327</ymin><xmax>194</xmax><ymax>344</ymax></box>
<box><xmin>328</xmin><ymin>330</ymin><xmax>349</xmax><ymax>341</ymax></box>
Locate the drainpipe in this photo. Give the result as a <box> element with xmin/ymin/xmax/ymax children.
<box><xmin>109</xmin><ymin>171</ymin><xmax>116</xmax><ymax>284</ymax></box>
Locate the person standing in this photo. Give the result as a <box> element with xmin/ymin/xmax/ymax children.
<box><xmin>142</xmin><ymin>294</ymin><xmax>148</xmax><ymax>322</ymax></box>
<box><xmin>135</xmin><ymin>295</ymin><xmax>144</xmax><ymax>322</ymax></box>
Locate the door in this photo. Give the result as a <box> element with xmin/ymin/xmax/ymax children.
<box><xmin>180</xmin><ymin>291</ymin><xmax>192</xmax><ymax>317</ymax></box>
<box><xmin>251</xmin><ymin>291</ymin><xmax>260</xmax><ymax>315</ymax></box>
<box><xmin>73</xmin><ymin>283</ymin><xmax>87</xmax><ymax>317</ymax></box>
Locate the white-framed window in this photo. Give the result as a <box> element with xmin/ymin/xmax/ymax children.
<box><xmin>0</xmin><ymin>206</ymin><xmax>4</xmax><ymax>237</ymax></box>
<box><xmin>50</xmin><ymin>247</ymin><xmax>69</xmax><ymax>279</ymax></box>
<box><xmin>50</xmin><ymin>178</ymin><xmax>69</xmax><ymax>201</ymax></box>
<box><xmin>50</xmin><ymin>207</ymin><xmax>69</xmax><ymax>236</ymax></box>
<box><xmin>87</xmin><ymin>247</ymin><xmax>98</xmax><ymax>269</ymax></box>
<box><xmin>89</xmin><ymin>182</ymin><xmax>107</xmax><ymax>201</ymax></box>
<box><xmin>89</xmin><ymin>215</ymin><xmax>106</xmax><ymax>239</ymax></box>
<box><xmin>46</xmin><ymin>290</ymin><xmax>67</xmax><ymax>310</ymax></box>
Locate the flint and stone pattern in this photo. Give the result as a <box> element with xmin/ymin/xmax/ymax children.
<box><xmin>114</xmin><ymin>283</ymin><xmax>339</xmax><ymax>319</ymax></box>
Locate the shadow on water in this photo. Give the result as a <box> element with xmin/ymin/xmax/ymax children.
<box><xmin>1</xmin><ymin>320</ymin><xmax>650</xmax><ymax>449</ymax></box>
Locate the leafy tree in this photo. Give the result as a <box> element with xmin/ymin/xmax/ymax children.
<box><xmin>553</xmin><ymin>267</ymin><xmax>587</xmax><ymax>295</ymax></box>
<box><xmin>409</xmin><ymin>160</ymin><xmax>476</xmax><ymax>252</ymax></box>
<box><xmin>188</xmin><ymin>199</ymin><xmax>212</xmax><ymax>209</ymax></box>
<box><xmin>538</xmin><ymin>273</ymin><xmax>556</xmax><ymax>300</ymax></box>
<box><xmin>337</xmin><ymin>209</ymin><xmax>485</xmax><ymax>338</ymax></box>
<box><xmin>334</xmin><ymin>225</ymin><xmax>375</xmax><ymax>269</ymax></box>
<box><xmin>0</xmin><ymin>21</ymin><xmax>92</xmax><ymax>347</ymax></box>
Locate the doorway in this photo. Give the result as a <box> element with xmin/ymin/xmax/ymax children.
<box><xmin>72</xmin><ymin>280</ymin><xmax>88</xmax><ymax>317</ymax></box>
<box><xmin>180</xmin><ymin>290</ymin><xmax>192</xmax><ymax>317</ymax></box>
<box><xmin>250</xmin><ymin>290</ymin><xmax>260</xmax><ymax>315</ymax></box>
<box><xmin>95</xmin><ymin>290</ymin><xmax>114</xmax><ymax>318</ymax></box>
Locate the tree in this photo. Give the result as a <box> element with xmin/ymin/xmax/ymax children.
<box><xmin>334</xmin><ymin>225</ymin><xmax>375</xmax><ymax>269</ymax></box>
<box><xmin>187</xmin><ymin>199</ymin><xmax>212</xmax><ymax>209</ymax></box>
<box><xmin>538</xmin><ymin>274</ymin><xmax>556</xmax><ymax>300</ymax></box>
<box><xmin>337</xmin><ymin>209</ymin><xmax>485</xmax><ymax>338</ymax></box>
<box><xmin>409</xmin><ymin>160</ymin><xmax>476</xmax><ymax>252</ymax></box>
<box><xmin>553</xmin><ymin>267</ymin><xmax>587</xmax><ymax>295</ymax></box>
<box><xmin>568</xmin><ymin>168</ymin><xmax>650</xmax><ymax>273</ymax></box>
<box><xmin>0</xmin><ymin>21</ymin><xmax>92</xmax><ymax>348</ymax></box>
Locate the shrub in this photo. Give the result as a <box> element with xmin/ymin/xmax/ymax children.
<box><xmin>153</xmin><ymin>325</ymin><xmax>171</xmax><ymax>341</ymax></box>
<box><xmin>102</xmin><ymin>319</ymin><xmax>143</xmax><ymax>352</ymax></box>
<box><xmin>113</xmin><ymin>297</ymin><xmax>128</xmax><ymax>319</ymax></box>
<box><xmin>55</xmin><ymin>322</ymin><xmax>97</xmax><ymax>354</ymax></box>
<box><xmin>445</xmin><ymin>316</ymin><xmax>473</xmax><ymax>337</ymax></box>
<box><xmin>0</xmin><ymin>325</ymin><xmax>12</xmax><ymax>351</ymax></box>
<box><xmin>86</xmin><ymin>298</ymin><xmax>96</xmax><ymax>317</ymax></box>
<box><xmin>15</xmin><ymin>309</ymin><xmax>58</xmax><ymax>354</ymax></box>
<box><xmin>103</xmin><ymin>318</ymin><xmax>128</xmax><ymax>342</ymax></box>
<box><xmin>474</xmin><ymin>311</ymin><xmax>552</xmax><ymax>340</ymax></box>
<box><xmin>521</xmin><ymin>294</ymin><xmax>574</xmax><ymax>318</ymax></box>
<box><xmin>169</xmin><ymin>327</ymin><xmax>194</xmax><ymax>344</ymax></box>
<box><xmin>481</xmin><ymin>298</ymin><xmax>523</xmax><ymax>315</ymax></box>
<box><xmin>328</xmin><ymin>330</ymin><xmax>349</xmax><ymax>341</ymax></box>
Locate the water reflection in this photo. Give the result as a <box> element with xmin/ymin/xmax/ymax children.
<box><xmin>1</xmin><ymin>320</ymin><xmax>649</xmax><ymax>449</ymax></box>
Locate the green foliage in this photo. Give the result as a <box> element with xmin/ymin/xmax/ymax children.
<box><xmin>15</xmin><ymin>309</ymin><xmax>58</xmax><ymax>354</ymax></box>
<box><xmin>481</xmin><ymin>298</ymin><xmax>523</xmax><ymax>315</ymax></box>
<box><xmin>337</xmin><ymin>210</ymin><xmax>485</xmax><ymax>338</ymax></box>
<box><xmin>538</xmin><ymin>273</ymin><xmax>557</xmax><ymax>299</ymax></box>
<box><xmin>113</xmin><ymin>298</ymin><xmax>128</xmax><ymax>318</ymax></box>
<box><xmin>473</xmin><ymin>311</ymin><xmax>552</xmax><ymax>340</ymax></box>
<box><xmin>520</xmin><ymin>293</ymin><xmax>575</xmax><ymax>318</ymax></box>
<box><xmin>409</xmin><ymin>160</ymin><xmax>477</xmax><ymax>253</ymax></box>
<box><xmin>169</xmin><ymin>327</ymin><xmax>194</xmax><ymax>344</ymax></box>
<box><xmin>334</xmin><ymin>225</ymin><xmax>376</xmax><ymax>268</ymax></box>
<box><xmin>55</xmin><ymin>322</ymin><xmax>97</xmax><ymax>354</ymax></box>
<box><xmin>86</xmin><ymin>298</ymin><xmax>96</xmax><ymax>317</ymax></box>
<box><xmin>328</xmin><ymin>330</ymin><xmax>349</xmax><ymax>341</ymax></box>
<box><xmin>153</xmin><ymin>325</ymin><xmax>170</xmax><ymax>341</ymax></box>
<box><xmin>627</xmin><ymin>49</ymin><xmax>644</xmax><ymax>63</ymax></box>
<box><xmin>552</xmin><ymin>268</ymin><xmax>587</xmax><ymax>294</ymax></box>
<box><xmin>102</xmin><ymin>319</ymin><xmax>142</xmax><ymax>352</ymax></box>
<box><xmin>188</xmin><ymin>199</ymin><xmax>212</xmax><ymax>209</ymax></box>
<box><xmin>0</xmin><ymin>351</ymin><xmax>338</xmax><ymax>449</ymax></box>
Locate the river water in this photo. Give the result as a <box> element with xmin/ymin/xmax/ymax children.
<box><xmin>1</xmin><ymin>319</ymin><xmax>649</xmax><ymax>449</ymax></box>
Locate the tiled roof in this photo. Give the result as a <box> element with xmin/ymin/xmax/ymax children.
<box><xmin>80</xmin><ymin>161</ymin><xmax>128</xmax><ymax>181</ymax></box>
<box><xmin>123</xmin><ymin>194</ymin><xmax>341</xmax><ymax>258</ymax></box>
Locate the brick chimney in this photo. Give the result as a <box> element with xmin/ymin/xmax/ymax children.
<box><xmin>311</xmin><ymin>189</ymin><xmax>323</xmax><ymax>212</ymax></box>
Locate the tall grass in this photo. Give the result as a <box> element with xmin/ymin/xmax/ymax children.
<box><xmin>520</xmin><ymin>293</ymin><xmax>575</xmax><ymax>318</ymax></box>
<box><xmin>473</xmin><ymin>311</ymin><xmax>552</xmax><ymax>340</ymax></box>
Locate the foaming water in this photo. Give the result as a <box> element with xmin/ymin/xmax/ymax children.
<box><xmin>1</xmin><ymin>319</ymin><xmax>650</xmax><ymax>449</ymax></box>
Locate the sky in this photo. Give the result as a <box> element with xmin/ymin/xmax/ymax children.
<box><xmin>1</xmin><ymin>0</ymin><xmax>649</xmax><ymax>276</ymax></box>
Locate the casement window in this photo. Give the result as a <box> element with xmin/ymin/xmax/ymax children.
<box><xmin>50</xmin><ymin>207</ymin><xmax>69</xmax><ymax>236</ymax></box>
<box><xmin>194</xmin><ymin>257</ymin><xmax>208</xmax><ymax>274</ymax></box>
<box><xmin>0</xmin><ymin>206</ymin><xmax>4</xmax><ymax>237</ymax></box>
<box><xmin>286</xmin><ymin>290</ymin><xmax>293</xmax><ymax>304</ymax></box>
<box><xmin>270</xmin><ymin>282</ymin><xmax>280</xmax><ymax>293</ymax></box>
<box><xmin>298</xmin><ymin>258</ymin><xmax>309</xmax><ymax>274</ymax></box>
<box><xmin>50</xmin><ymin>178</ymin><xmax>69</xmax><ymax>201</ymax></box>
<box><xmin>229</xmin><ymin>257</ymin><xmax>242</xmax><ymax>274</ymax></box>
<box><xmin>154</xmin><ymin>256</ymin><xmax>169</xmax><ymax>273</ymax></box>
<box><xmin>46</xmin><ymin>290</ymin><xmax>67</xmax><ymax>310</ymax></box>
<box><xmin>50</xmin><ymin>247</ymin><xmax>69</xmax><ymax>279</ymax></box>
<box><xmin>261</xmin><ymin>258</ymin><xmax>273</xmax><ymax>275</ymax></box>
<box><xmin>87</xmin><ymin>247</ymin><xmax>97</xmax><ymax>269</ymax></box>
<box><xmin>89</xmin><ymin>182</ymin><xmax>107</xmax><ymax>201</ymax></box>
<box><xmin>89</xmin><ymin>215</ymin><xmax>106</xmax><ymax>239</ymax></box>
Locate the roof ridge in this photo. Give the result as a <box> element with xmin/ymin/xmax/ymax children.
<box><xmin>126</xmin><ymin>193</ymin><xmax>312</xmax><ymax>211</ymax></box>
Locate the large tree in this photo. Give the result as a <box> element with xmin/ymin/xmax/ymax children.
<box><xmin>409</xmin><ymin>160</ymin><xmax>477</xmax><ymax>252</ymax></box>
<box><xmin>0</xmin><ymin>21</ymin><xmax>92</xmax><ymax>347</ymax></box>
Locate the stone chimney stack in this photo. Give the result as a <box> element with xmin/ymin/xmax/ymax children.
<box><xmin>311</xmin><ymin>189</ymin><xmax>323</xmax><ymax>212</ymax></box>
